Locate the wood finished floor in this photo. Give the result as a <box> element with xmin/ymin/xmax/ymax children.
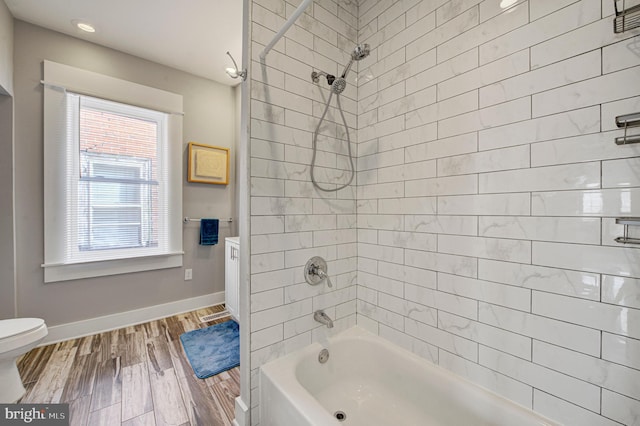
<box><xmin>17</xmin><ymin>305</ymin><xmax>240</xmax><ymax>426</ymax></box>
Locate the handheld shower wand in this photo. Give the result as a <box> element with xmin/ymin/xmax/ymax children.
<box><xmin>310</xmin><ymin>44</ymin><xmax>371</xmax><ymax>192</ymax></box>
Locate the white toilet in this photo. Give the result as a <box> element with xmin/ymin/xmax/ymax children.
<box><xmin>0</xmin><ymin>318</ymin><xmax>48</xmax><ymax>403</ymax></box>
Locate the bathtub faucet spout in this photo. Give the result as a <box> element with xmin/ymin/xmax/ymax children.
<box><xmin>314</xmin><ymin>310</ymin><xmax>334</xmax><ymax>328</ymax></box>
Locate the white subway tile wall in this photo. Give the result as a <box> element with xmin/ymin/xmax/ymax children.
<box><xmin>249</xmin><ymin>0</ymin><xmax>640</xmax><ymax>424</ymax></box>
<box><xmin>249</xmin><ymin>0</ymin><xmax>359</xmax><ymax>422</ymax></box>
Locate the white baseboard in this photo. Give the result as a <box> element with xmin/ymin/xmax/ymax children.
<box><xmin>43</xmin><ymin>291</ymin><xmax>225</xmax><ymax>345</ymax></box>
<box><xmin>234</xmin><ymin>396</ymin><xmax>250</xmax><ymax>426</ymax></box>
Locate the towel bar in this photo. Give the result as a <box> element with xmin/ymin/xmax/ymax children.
<box><xmin>184</xmin><ymin>217</ymin><xmax>233</xmax><ymax>223</ymax></box>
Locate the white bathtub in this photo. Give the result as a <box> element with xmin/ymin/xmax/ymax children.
<box><xmin>260</xmin><ymin>326</ymin><xmax>560</xmax><ymax>426</ymax></box>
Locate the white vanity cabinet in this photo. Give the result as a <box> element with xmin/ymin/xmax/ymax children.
<box><xmin>225</xmin><ymin>236</ymin><xmax>240</xmax><ymax>322</ymax></box>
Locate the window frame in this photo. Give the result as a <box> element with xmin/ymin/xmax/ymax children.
<box><xmin>42</xmin><ymin>60</ymin><xmax>183</xmax><ymax>283</ymax></box>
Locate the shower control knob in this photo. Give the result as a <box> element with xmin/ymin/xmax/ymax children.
<box><xmin>304</xmin><ymin>256</ymin><xmax>332</xmax><ymax>287</ymax></box>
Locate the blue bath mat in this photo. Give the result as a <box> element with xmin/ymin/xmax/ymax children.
<box><xmin>179</xmin><ymin>320</ymin><xmax>240</xmax><ymax>379</ymax></box>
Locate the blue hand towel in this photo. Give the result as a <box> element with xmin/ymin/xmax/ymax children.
<box><xmin>200</xmin><ymin>219</ymin><xmax>219</xmax><ymax>245</ymax></box>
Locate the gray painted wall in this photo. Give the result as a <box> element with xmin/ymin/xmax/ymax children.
<box><xmin>0</xmin><ymin>1</ymin><xmax>15</xmax><ymax>319</ymax></box>
<box><xmin>0</xmin><ymin>0</ymin><xmax>13</xmax><ymax>95</ymax></box>
<box><xmin>13</xmin><ymin>20</ymin><xmax>237</xmax><ymax>325</ymax></box>
<box><xmin>0</xmin><ymin>95</ymin><xmax>15</xmax><ymax>319</ymax></box>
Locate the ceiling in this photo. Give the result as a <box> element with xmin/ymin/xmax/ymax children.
<box><xmin>4</xmin><ymin>0</ymin><xmax>244</xmax><ymax>86</ymax></box>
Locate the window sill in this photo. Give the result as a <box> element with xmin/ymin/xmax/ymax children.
<box><xmin>42</xmin><ymin>252</ymin><xmax>183</xmax><ymax>283</ymax></box>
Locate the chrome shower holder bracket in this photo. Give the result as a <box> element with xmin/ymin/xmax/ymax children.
<box><xmin>311</xmin><ymin>71</ymin><xmax>335</xmax><ymax>85</ymax></box>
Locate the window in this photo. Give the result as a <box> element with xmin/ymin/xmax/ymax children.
<box><xmin>80</xmin><ymin>154</ymin><xmax>151</xmax><ymax>251</ymax></box>
<box><xmin>71</xmin><ymin>94</ymin><xmax>164</xmax><ymax>259</ymax></box>
<box><xmin>43</xmin><ymin>61</ymin><xmax>183</xmax><ymax>283</ymax></box>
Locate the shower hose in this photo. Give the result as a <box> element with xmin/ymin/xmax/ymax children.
<box><xmin>310</xmin><ymin>89</ymin><xmax>355</xmax><ymax>192</ymax></box>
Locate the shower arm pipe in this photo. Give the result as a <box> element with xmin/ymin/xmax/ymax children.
<box><xmin>259</xmin><ymin>0</ymin><xmax>313</xmax><ymax>60</ymax></box>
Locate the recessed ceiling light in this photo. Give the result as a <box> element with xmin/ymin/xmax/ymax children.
<box><xmin>73</xmin><ymin>20</ymin><xmax>96</xmax><ymax>33</ymax></box>
<box><xmin>500</xmin><ymin>0</ymin><xmax>518</xmax><ymax>8</ymax></box>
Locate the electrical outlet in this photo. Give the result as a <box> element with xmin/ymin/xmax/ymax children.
<box><xmin>184</xmin><ymin>268</ymin><xmax>193</xmax><ymax>281</ymax></box>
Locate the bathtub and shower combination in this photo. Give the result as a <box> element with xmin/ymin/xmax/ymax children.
<box><xmin>260</xmin><ymin>326</ymin><xmax>559</xmax><ymax>426</ymax></box>
<box><xmin>256</xmin><ymin>3</ymin><xmax>561</xmax><ymax>424</ymax></box>
<box><xmin>254</xmin><ymin>43</ymin><xmax>559</xmax><ymax>426</ymax></box>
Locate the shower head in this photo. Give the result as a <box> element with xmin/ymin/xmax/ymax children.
<box><xmin>351</xmin><ymin>44</ymin><xmax>370</xmax><ymax>61</ymax></box>
<box><xmin>331</xmin><ymin>77</ymin><xmax>347</xmax><ymax>94</ymax></box>
<box><xmin>341</xmin><ymin>43</ymin><xmax>371</xmax><ymax>79</ymax></box>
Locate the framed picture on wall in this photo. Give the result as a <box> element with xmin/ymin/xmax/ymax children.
<box><xmin>187</xmin><ymin>142</ymin><xmax>230</xmax><ymax>185</ymax></box>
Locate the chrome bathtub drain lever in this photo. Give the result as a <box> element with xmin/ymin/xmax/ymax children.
<box><xmin>318</xmin><ymin>348</ymin><xmax>330</xmax><ymax>363</ymax></box>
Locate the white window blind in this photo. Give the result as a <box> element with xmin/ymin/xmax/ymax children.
<box><xmin>43</xmin><ymin>61</ymin><xmax>183</xmax><ymax>283</ymax></box>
